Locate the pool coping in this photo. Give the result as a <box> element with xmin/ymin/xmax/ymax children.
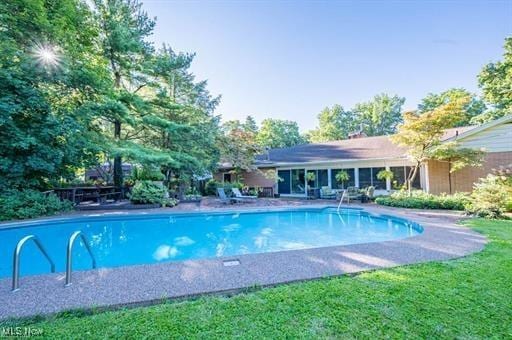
<box><xmin>0</xmin><ymin>205</ymin><xmax>487</xmax><ymax>321</ymax></box>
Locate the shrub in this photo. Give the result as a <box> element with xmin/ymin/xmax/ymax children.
<box><xmin>130</xmin><ymin>166</ymin><xmax>165</xmax><ymax>182</ymax></box>
<box><xmin>204</xmin><ymin>179</ymin><xmax>220</xmax><ymax>196</ymax></box>
<box><xmin>375</xmin><ymin>190</ymin><xmax>470</xmax><ymax>211</ymax></box>
<box><xmin>0</xmin><ymin>190</ymin><xmax>73</xmax><ymax>221</ymax></box>
<box><xmin>129</xmin><ymin>181</ymin><xmax>176</xmax><ymax>206</ymax></box>
<box><xmin>466</xmin><ymin>174</ymin><xmax>512</xmax><ymax>218</ymax></box>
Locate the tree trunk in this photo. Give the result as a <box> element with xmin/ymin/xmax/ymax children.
<box><xmin>113</xmin><ymin>120</ymin><xmax>123</xmax><ymax>187</ymax></box>
<box><xmin>113</xmin><ymin>70</ymin><xmax>123</xmax><ymax>188</ymax></box>
<box><xmin>407</xmin><ymin>163</ymin><xmax>420</xmax><ymax>196</ymax></box>
<box><xmin>448</xmin><ymin>158</ymin><xmax>452</xmax><ymax>194</ymax></box>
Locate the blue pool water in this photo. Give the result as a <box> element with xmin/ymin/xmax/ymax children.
<box><xmin>0</xmin><ymin>208</ymin><xmax>422</xmax><ymax>278</ymax></box>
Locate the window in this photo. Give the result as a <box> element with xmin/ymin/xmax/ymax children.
<box><xmin>223</xmin><ymin>173</ymin><xmax>232</xmax><ymax>183</ymax></box>
<box><xmin>359</xmin><ymin>167</ymin><xmax>386</xmax><ymax>189</ymax></box>
<box><xmin>407</xmin><ymin>166</ymin><xmax>422</xmax><ymax>189</ymax></box>
<box><xmin>306</xmin><ymin>169</ymin><xmax>328</xmax><ymax>188</ymax></box>
<box><xmin>277</xmin><ymin>170</ymin><xmax>291</xmax><ymax>194</ymax></box>
<box><xmin>291</xmin><ymin>169</ymin><xmax>305</xmax><ymax>194</ymax></box>
<box><xmin>358</xmin><ymin>168</ymin><xmax>372</xmax><ymax>188</ymax></box>
<box><xmin>390</xmin><ymin>166</ymin><xmax>421</xmax><ymax>189</ymax></box>
<box><xmin>390</xmin><ymin>166</ymin><xmax>406</xmax><ymax>189</ymax></box>
<box><xmin>372</xmin><ymin>167</ymin><xmax>386</xmax><ymax>189</ymax></box>
<box><xmin>332</xmin><ymin>169</ymin><xmax>355</xmax><ymax>189</ymax></box>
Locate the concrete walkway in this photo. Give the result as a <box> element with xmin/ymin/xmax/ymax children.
<box><xmin>0</xmin><ymin>204</ymin><xmax>487</xmax><ymax>320</ymax></box>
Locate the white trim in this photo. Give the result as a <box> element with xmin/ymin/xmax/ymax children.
<box><xmin>256</xmin><ymin>156</ymin><xmax>409</xmax><ymax>168</ymax></box>
<box><xmin>424</xmin><ymin>163</ymin><xmax>430</xmax><ymax>193</ymax></box>
<box><xmin>444</xmin><ymin>114</ymin><xmax>512</xmax><ymax>142</ymax></box>
<box><xmin>385</xmin><ymin>165</ymin><xmax>391</xmax><ymax>191</ymax></box>
<box><xmin>354</xmin><ymin>168</ymin><xmax>359</xmax><ymax>188</ymax></box>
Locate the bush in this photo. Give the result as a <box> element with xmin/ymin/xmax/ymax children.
<box><xmin>0</xmin><ymin>190</ymin><xmax>73</xmax><ymax>221</ymax></box>
<box><xmin>204</xmin><ymin>179</ymin><xmax>220</xmax><ymax>196</ymax></box>
<box><xmin>375</xmin><ymin>190</ymin><xmax>470</xmax><ymax>211</ymax></box>
<box><xmin>128</xmin><ymin>181</ymin><xmax>176</xmax><ymax>207</ymax></box>
<box><xmin>466</xmin><ymin>174</ymin><xmax>512</xmax><ymax>218</ymax></box>
<box><xmin>130</xmin><ymin>166</ymin><xmax>165</xmax><ymax>182</ymax></box>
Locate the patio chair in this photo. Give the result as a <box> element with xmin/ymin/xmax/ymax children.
<box><xmin>365</xmin><ymin>186</ymin><xmax>375</xmax><ymax>200</ymax></box>
<box><xmin>345</xmin><ymin>186</ymin><xmax>362</xmax><ymax>203</ymax></box>
<box><xmin>232</xmin><ymin>188</ymin><xmax>257</xmax><ymax>200</ymax></box>
<box><xmin>216</xmin><ymin>188</ymin><xmax>242</xmax><ymax>204</ymax></box>
<box><xmin>320</xmin><ymin>186</ymin><xmax>337</xmax><ymax>199</ymax></box>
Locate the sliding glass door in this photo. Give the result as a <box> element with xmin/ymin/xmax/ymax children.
<box><xmin>277</xmin><ymin>170</ymin><xmax>291</xmax><ymax>194</ymax></box>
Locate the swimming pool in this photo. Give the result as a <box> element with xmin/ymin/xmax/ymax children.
<box><xmin>0</xmin><ymin>207</ymin><xmax>422</xmax><ymax>279</ymax></box>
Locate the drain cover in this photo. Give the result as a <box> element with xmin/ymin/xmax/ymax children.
<box><xmin>223</xmin><ymin>259</ymin><xmax>240</xmax><ymax>267</ymax></box>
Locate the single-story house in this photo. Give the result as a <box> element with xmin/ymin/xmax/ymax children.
<box><xmin>214</xmin><ymin>114</ymin><xmax>512</xmax><ymax>197</ymax></box>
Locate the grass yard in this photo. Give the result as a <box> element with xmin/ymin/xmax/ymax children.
<box><xmin>3</xmin><ymin>218</ymin><xmax>512</xmax><ymax>339</ymax></box>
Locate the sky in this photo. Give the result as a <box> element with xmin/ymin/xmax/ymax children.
<box><xmin>142</xmin><ymin>0</ymin><xmax>512</xmax><ymax>132</ymax></box>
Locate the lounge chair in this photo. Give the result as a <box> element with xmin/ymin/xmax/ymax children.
<box><xmin>320</xmin><ymin>186</ymin><xmax>337</xmax><ymax>199</ymax></box>
<box><xmin>217</xmin><ymin>188</ymin><xmax>242</xmax><ymax>204</ymax></box>
<box><xmin>340</xmin><ymin>186</ymin><xmax>362</xmax><ymax>203</ymax></box>
<box><xmin>232</xmin><ymin>188</ymin><xmax>257</xmax><ymax>200</ymax></box>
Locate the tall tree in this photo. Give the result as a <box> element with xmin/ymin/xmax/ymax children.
<box><xmin>94</xmin><ymin>0</ymin><xmax>155</xmax><ymax>187</ymax></box>
<box><xmin>219</xmin><ymin>120</ymin><xmax>261</xmax><ymax>180</ymax></box>
<box><xmin>475</xmin><ymin>36</ymin><xmax>512</xmax><ymax>124</ymax></box>
<box><xmin>353</xmin><ymin>94</ymin><xmax>405</xmax><ymax>136</ymax></box>
<box><xmin>0</xmin><ymin>0</ymin><xmax>106</xmax><ymax>189</ymax></box>
<box><xmin>256</xmin><ymin>119</ymin><xmax>305</xmax><ymax>148</ymax></box>
<box><xmin>418</xmin><ymin>88</ymin><xmax>486</xmax><ymax>127</ymax></box>
<box><xmin>307</xmin><ymin>105</ymin><xmax>356</xmax><ymax>142</ymax></box>
<box><xmin>391</xmin><ymin>97</ymin><xmax>483</xmax><ymax>194</ymax></box>
<box><xmin>243</xmin><ymin>116</ymin><xmax>258</xmax><ymax>135</ymax></box>
<box><xmin>146</xmin><ymin>45</ymin><xmax>221</xmax><ymax>190</ymax></box>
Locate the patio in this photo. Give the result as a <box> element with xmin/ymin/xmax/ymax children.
<box><xmin>0</xmin><ymin>204</ymin><xmax>486</xmax><ymax>320</ymax></box>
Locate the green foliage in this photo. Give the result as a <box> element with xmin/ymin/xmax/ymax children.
<box><xmin>0</xmin><ymin>190</ymin><xmax>72</xmax><ymax>221</ymax></box>
<box><xmin>204</xmin><ymin>179</ymin><xmax>220</xmax><ymax>196</ymax></box>
<box><xmin>376</xmin><ymin>169</ymin><xmax>394</xmax><ymax>181</ymax></box>
<box><xmin>307</xmin><ymin>94</ymin><xmax>404</xmax><ymax>142</ymax></box>
<box><xmin>305</xmin><ymin>171</ymin><xmax>316</xmax><ymax>182</ymax></box>
<box><xmin>220</xmin><ymin>120</ymin><xmax>262</xmax><ymax>177</ymax></box>
<box><xmin>128</xmin><ymin>180</ymin><xmax>175</xmax><ymax>206</ymax></box>
<box><xmin>375</xmin><ymin>190</ymin><xmax>470</xmax><ymax>210</ymax></box>
<box><xmin>256</xmin><ymin>119</ymin><xmax>305</xmax><ymax>148</ymax></box>
<box><xmin>391</xmin><ymin>97</ymin><xmax>483</xmax><ymax>192</ymax></box>
<box><xmin>467</xmin><ymin>172</ymin><xmax>512</xmax><ymax>218</ymax></box>
<box><xmin>353</xmin><ymin>94</ymin><xmax>405</xmax><ymax>136</ymax></box>
<box><xmin>335</xmin><ymin>170</ymin><xmax>350</xmax><ymax>184</ymax></box>
<box><xmin>130</xmin><ymin>166</ymin><xmax>165</xmax><ymax>182</ymax></box>
<box><xmin>476</xmin><ymin>37</ymin><xmax>512</xmax><ymax>123</ymax></box>
<box><xmin>419</xmin><ymin>88</ymin><xmax>486</xmax><ymax>127</ymax></box>
<box><xmin>0</xmin><ymin>0</ymin><xmax>221</xmax><ymax>193</ymax></box>
<box><xmin>307</xmin><ymin>104</ymin><xmax>355</xmax><ymax>142</ymax></box>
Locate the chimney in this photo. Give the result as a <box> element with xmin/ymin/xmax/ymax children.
<box><xmin>348</xmin><ymin>124</ymin><xmax>367</xmax><ymax>139</ymax></box>
<box><xmin>265</xmin><ymin>146</ymin><xmax>270</xmax><ymax>161</ymax></box>
<box><xmin>348</xmin><ymin>131</ymin><xmax>367</xmax><ymax>139</ymax></box>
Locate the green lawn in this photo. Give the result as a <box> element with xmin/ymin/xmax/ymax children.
<box><xmin>3</xmin><ymin>219</ymin><xmax>512</xmax><ymax>339</ymax></box>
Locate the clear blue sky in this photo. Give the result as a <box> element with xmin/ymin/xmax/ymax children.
<box><xmin>142</xmin><ymin>0</ymin><xmax>511</xmax><ymax>131</ymax></box>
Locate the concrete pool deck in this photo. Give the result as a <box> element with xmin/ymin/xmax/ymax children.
<box><xmin>0</xmin><ymin>204</ymin><xmax>487</xmax><ymax>320</ymax></box>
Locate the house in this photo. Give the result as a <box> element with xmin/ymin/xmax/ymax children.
<box><xmin>214</xmin><ymin>115</ymin><xmax>512</xmax><ymax>197</ymax></box>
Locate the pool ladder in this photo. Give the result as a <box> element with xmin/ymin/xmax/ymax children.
<box><xmin>11</xmin><ymin>231</ymin><xmax>96</xmax><ymax>292</ymax></box>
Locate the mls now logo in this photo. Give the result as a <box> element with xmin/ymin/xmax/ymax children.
<box><xmin>1</xmin><ymin>326</ymin><xmax>43</xmax><ymax>337</ymax></box>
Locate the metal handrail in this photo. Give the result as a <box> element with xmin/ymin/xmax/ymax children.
<box><xmin>337</xmin><ymin>189</ymin><xmax>346</xmax><ymax>212</ymax></box>
<box><xmin>65</xmin><ymin>231</ymin><xmax>97</xmax><ymax>287</ymax></box>
<box><xmin>12</xmin><ymin>235</ymin><xmax>55</xmax><ymax>292</ymax></box>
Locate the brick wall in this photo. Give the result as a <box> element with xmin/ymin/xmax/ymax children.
<box><xmin>212</xmin><ymin>168</ymin><xmax>276</xmax><ymax>188</ymax></box>
<box><xmin>427</xmin><ymin>151</ymin><xmax>512</xmax><ymax>194</ymax></box>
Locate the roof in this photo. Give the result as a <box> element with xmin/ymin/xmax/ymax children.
<box><xmin>252</xmin><ymin>126</ymin><xmax>476</xmax><ymax>166</ymax></box>
<box><xmin>444</xmin><ymin>114</ymin><xmax>512</xmax><ymax>142</ymax></box>
<box><xmin>217</xmin><ymin>124</ymin><xmax>484</xmax><ymax>169</ymax></box>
